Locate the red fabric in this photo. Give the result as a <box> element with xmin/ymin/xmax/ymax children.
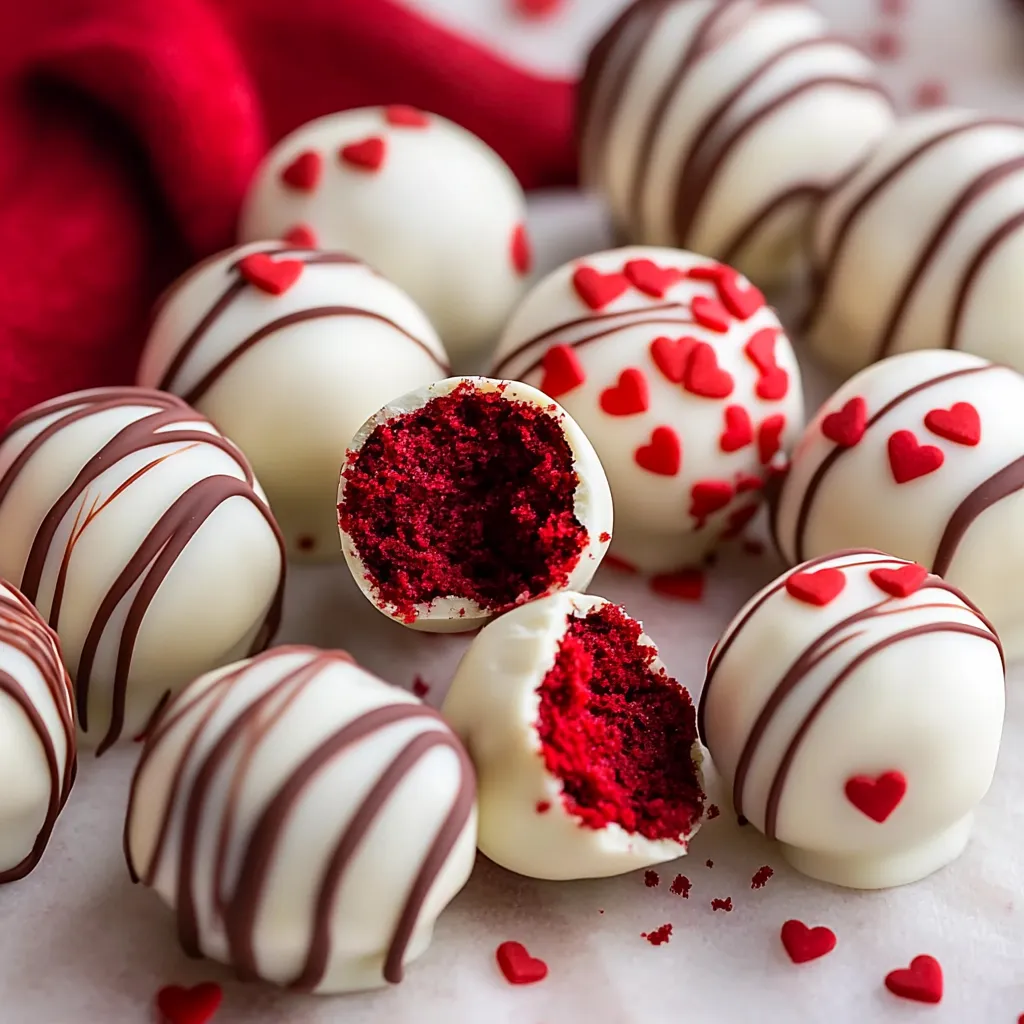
<box><xmin>0</xmin><ymin>0</ymin><xmax>576</xmax><ymax>428</ymax></box>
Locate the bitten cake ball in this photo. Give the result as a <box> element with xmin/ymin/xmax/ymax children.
<box><xmin>239</xmin><ymin>106</ymin><xmax>531</xmax><ymax>365</ymax></box>
<box><xmin>578</xmin><ymin>0</ymin><xmax>894</xmax><ymax>288</ymax></box>
<box><xmin>492</xmin><ymin>247</ymin><xmax>803</xmax><ymax>573</ymax></box>
<box><xmin>443</xmin><ymin>592</ymin><xmax>704</xmax><ymax>880</ymax></box>
<box><xmin>0</xmin><ymin>388</ymin><xmax>285</xmax><ymax>753</ymax></box>
<box><xmin>0</xmin><ymin>581</ymin><xmax>75</xmax><ymax>883</ymax></box>
<box><xmin>806</xmin><ymin>111</ymin><xmax>1024</xmax><ymax>377</ymax></box>
<box><xmin>337</xmin><ymin>377</ymin><xmax>612</xmax><ymax>632</ymax></box>
<box><xmin>138</xmin><ymin>243</ymin><xmax>449</xmax><ymax>559</ymax></box>
<box><xmin>772</xmin><ymin>349</ymin><xmax>1024</xmax><ymax>658</ymax></box>
<box><xmin>125</xmin><ymin>646</ymin><xmax>476</xmax><ymax>994</ymax></box>
<box><xmin>700</xmin><ymin>550</ymin><xmax>1004</xmax><ymax>889</ymax></box>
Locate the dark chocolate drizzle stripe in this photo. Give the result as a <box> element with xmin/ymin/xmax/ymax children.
<box><xmin>789</xmin><ymin>364</ymin><xmax>994</xmax><ymax>563</ymax></box>
<box><xmin>722</xmin><ymin>183</ymin><xmax>822</xmax><ymax>266</ymax></box>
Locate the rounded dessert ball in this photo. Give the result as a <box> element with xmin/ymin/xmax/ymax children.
<box><xmin>492</xmin><ymin>246</ymin><xmax>803</xmax><ymax>573</ymax></box>
<box><xmin>772</xmin><ymin>349</ymin><xmax>1024</xmax><ymax>658</ymax></box>
<box><xmin>0</xmin><ymin>581</ymin><xmax>75</xmax><ymax>883</ymax></box>
<box><xmin>699</xmin><ymin>550</ymin><xmax>1005</xmax><ymax>889</ymax></box>
<box><xmin>138</xmin><ymin>242</ymin><xmax>449</xmax><ymax>560</ymax></box>
<box><xmin>578</xmin><ymin>0</ymin><xmax>894</xmax><ymax>288</ymax></box>
<box><xmin>443</xmin><ymin>591</ymin><xmax>704</xmax><ymax>880</ymax></box>
<box><xmin>125</xmin><ymin>645</ymin><xmax>477</xmax><ymax>994</ymax></box>
<box><xmin>0</xmin><ymin>387</ymin><xmax>286</xmax><ymax>753</ymax></box>
<box><xmin>239</xmin><ymin>106</ymin><xmax>531</xmax><ymax>365</ymax></box>
<box><xmin>337</xmin><ymin>377</ymin><xmax>613</xmax><ymax>632</ymax></box>
<box><xmin>807</xmin><ymin>110</ymin><xmax>1024</xmax><ymax>377</ymax></box>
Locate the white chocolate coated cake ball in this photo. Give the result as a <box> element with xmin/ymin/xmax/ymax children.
<box><xmin>700</xmin><ymin>550</ymin><xmax>1004</xmax><ymax>889</ymax></box>
<box><xmin>807</xmin><ymin>110</ymin><xmax>1024</xmax><ymax>377</ymax></box>
<box><xmin>579</xmin><ymin>0</ymin><xmax>894</xmax><ymax>288</ymax></box>
<box><xmin>239</xmin><ymin>107</ymin><xmax>531</xmax><ymax>365</ymax></box>
<box><xmin>0</xmin><ymin>581</ymin><xmax>75</xmax><ymax>883</ymax></box>
<box><xmin>125</xmin><ymin>646</ymin><xmax>477</xmax><ymax>994</ymax></box>
<box><xmin>443</xmin><ymin>592</ymin><xmax>704</xmax><ymax>880</ymax></box>
<box><xmin>772</xmin><ymin>349</ymin><xmax>1024</xmax><ymax>659</ymax></box>
<box><xmin>0</xmin><ymin>388</ymin><xmax>285</xmax><ymax>753</ymax></box>
<box><xmin>492</xmin><ymin>247</ymin><xmax>803</xmax><ymax>573</ymax></box>
<box><xmin>138</xmin><ymin>243</ymin><xmax>449</xmax><ymax>560</ymax></box>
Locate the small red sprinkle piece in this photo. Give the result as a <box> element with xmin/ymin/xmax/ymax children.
<box><xmin>512</xmin><ymin>0</ymin><xmax>564</xmax><ymax>17</ymax></box>
<box><xmin>786</xmin><ymin>567</ymin><xmax>846</xmax><ymax>607</ymax></box>
<box><xmin>650</xmin><ymin>569</ymin><xmax>704</xmax><ymax>602</ymax></box>
<box><xmin>888</xmin><ymin>430</ymin><xmax>944</xmax><ymax>483</ymax></box>
<box><xmin>684</xmin><ymin>342</ymin><xmax>735</xmax><ymax>399</ymax></box>
<box><xmin>411</xmin><ymin>675</ymin><xmax>430</xmax><ymax>698</ymax></box>
<box><xmin>384</xmin><ymin>105</ymin><xmax>430</xmax><ymax>128</ymax></box>
<box><xmin>238</xmin><ymin>253</ymin><xmax>304</xmax><ymax>296</ymax></box>
<box><xmin>600</xmin><ymin>368</ymin><xmax>650</xmax><ymax>416</ymax></box>
<box><xmin>751</xmin><ymin>865</ymin><xmax>774</xmax><ymax>890</ymax></box>
<box><xmin>670</xmin><ymin>874</ymin><xmax>691</xmax><ymax>898</ymax></box>
<box><xmin>282</xmin><ymin>224</ymin><xmax>318</xmax><ymax>248</ymax></box>
<box><xmin>572</xmin><ymin>266</ymin><xmax>630</xmax><ymax>310</ymax></box>
<box><xmin>885</xmin><ymin>955</ymin><xmax>943</xmax><ymax>1004</ymax></box>
<box><xmin>623</xmin><ymin>258</ymin><xmax>684</xmax><ymax>298</ymax></box>
<box><xmin>711</xmin><ymin>897</ymin><xmax>733</xmax><ymax>912</ymax></box>
<box><xmin>913</xmin><ymin>79</ymin><xmax>948</xmax><ymax>110</ymax></box>
<box><xmin>339</xmin><ymin>136</ymin><xmax>387</xmax><ymax>172</ymax></box>
<box><xmin>757</xmin><ymin>414</ymin><xmax>786</xmax><ymax>465</ymax></box>
<box><xmin>155</xmin><ymin>983</ymin><xmax>223</xmax><ymax>1024</ymax></box>
<box><xmin>692</xmin><ymin>295</ymin><xmax>730</xmax><ymax>332</ymax></box>
<box><xmin>720</xmin><ymin>404</ymin><xmax>754</xmax><ymax>452</ymax></box>
<box><xmin>870</xmin><ymin>563</ymin><xmax>929</xmax><ymax>598</ymax></box>
<box><xmin>650</xmin><ymin>335</ymin><xmax>692</xmax><ymax>383</ymax></box>
<box><xmin>705</xmin><ymin>859</ymin><xmax>714</xmax><ymax>869</ymax></box>
<box><xmin>635</xmin><ymin>426</ymin><xmax>682</xmax><ymax>477</ymax></box>
<box><xmin>601</xmin><ymin>552</ymin><xmax>639</xmax><ymax>574</ymax></box>
<box><xmin>535</xmin><ymin>800</ymin><xmax>551</xmax><ymax>814</ymax></box>
<box><xmin>644</xmin><ymin>870</ymin><xmax>660</xmax><ymax>888</ymax></box>
<box><xmin>923</xmin><ymin>401</ymin><xmax>981</xmax><ymax>446</ymax></box>
<box><xmin>821</xmin><ymin>397</ymin><xmax>868</xmax><ymax>447</ymax></box>
<box><xmin>642</xmin><ymin>924</ymin><xmax>673</xmax><ymax>946</ymax></box>
<box><xmin>280</xmin><ymin>150</ymin><xmax>322</xmax><ymax>192</ymax></box>
<box><xmin>511</xmin><ymin>223</ymin><xmax>532</xmax><ymax>276</ymax></box>
<box><xmin>781</xmin><ymin>920</ymin><xmax>837</xmax><ymax>964</ymax></box>
<box><xmin>867</xmin><ymin>28</ymin><xmax>903</xmax><ymax>60</ymax></box>
<box><xmin>496</xmin><ymin>941</ymin><xmax>548</xmax><ymax>985</ymax></box>
<box><xmin>539</xmin><ymin>344</ymin><xmax>586</xmax><ymax>398</ymax></box>
<box><xmin>845</xmin><ymin>770</ymin><xmax>907</xmax><ymax>823</ymax></box>
<box><xmin>690</xmin><ymin>479</ymin><xmax>735</xmax><ymax>522</ymax></box>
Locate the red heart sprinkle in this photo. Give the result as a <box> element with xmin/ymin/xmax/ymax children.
<box><xmin>780</xmin><ymin>920</ymin><xmax>837</xmax><ymax>964</ymax></box>
<box><xmin>821</xmin><ymin>397</ymin><xmax>867</xmax><ymax>447</ymax></box>
<box><xmin>496</xmin><ymin>941</ymin><xmax>548</xmax><ymax>984</ymax></box>
<box><xmin>650</xmin><ymin>336</ymin><xmax>691</xmax><ymax>383</ymax></box>
<box><xmin>684</xmin><ymin>343</ymin><xmax>734</xmax><ymax>399</ymax></box>
<box><xmin>924</xmin><ymin>402</ymin><xmax>981</xmax><ymax>446</ymax></box>
<box><xmin>692</xmin><ymin>295</ymin><xmax>730</xmax><ymax>332</ymax></box>
<box><xmin>623</xmin><ymin>258</ymin><xmax>684</xmax><ymax>298</ymax></box>
<box><xmin>845</xmin><ymin>771</ymin><xmax>907</xmax><ymax>822</ymax></box>
<box><xmin>572</xmin><ymin>266</ymin><xmax>630</xmax><ymax>310</ymax></box>
<box><xmin>651</xmin><ymin>569</ymin><xmax>704</xmax><ymax>601</ymax></box>
<box><xmin>723</xmin><ymin>502</ymin><xmax>759</xmax><ymax>538</ymax></box>
<box><xmin>280</xmin><ymin>150</ymin><xmax>322</xmax><ymax>192</ymax></box>
<box><xmin>690</xmin><ymin>263</ymin><xmax>765</xmax><ymax>320</ymax></box>
<box><xmin>744</xmin><ymin>327</ymin><xmax>779</xmax><ymax>373</ymax></box>
<box><xmin>885</xmin><ymin>955</ymin><xmax>942</xmax><ymax>1004</ymax></box>
<box><xmin>238</xmin><ymin>254</ymin><xmax>304</xmax><ymax>296</ymax></box>
<box><xmin>510</xmin><ymin>224</ymin><xmax>532</xmax><ymax>276</ymax></box>
<box><xmin>756</xmin><ymin>366</ymin><xmax>789</xmax><ymax>401</ymax></box>
<box><xmin>635</xmin><ymin>426</ymin><xmax>681</xmax><ymax>476</ymax></box>
<box><xmin>720</xmin><ymin>405</ymin><xmax>754</xmax><ymax>452</ymax></box>
<box><xmin>736</xmin><ymin>473</ymin><xmax>763</xmax><ymax>493</ymax></box>
<box><xmin>282</xmin><ymin>224</ymin><xmax>317</xmax><ymax>248</ymax></box>
<box><xmin>539</xmin><ymin>345</ymin><xmax>586</xmax><ymax>398</ymax></box>
<box><xmin>600</xmin><ymin>368</ymin><xmax>649</xmax><ymax>416</ymax></box>
<box><xmin>155</xmin><ymin>983</ymin><xmax>223</xmax><ymax>1024</ymax></box>
<box><xmin>786</xmin><ymin>567</ymin><xmax>846</xmax><ymax>606</ymax></box>
<box><xmin>513</xmin><ymin>0</ymin><xmax>563</xmax><ymax>18</ymax></box>
<box><xmin>340</xmin><ymin>136</ymin><xmax>387</xmax><ymax>172</ymax></box>
<box><xmin>888</xmin><ymin>430</ymin><xmax>944</xmax><ymax>483</ymax></box>
<box><xmin>690</xmin><ymin>479</ymin><xmax>735</xmax><ymax>521</ymax></box>
<box><xmin>758</xmin><ymin>414</ymin><xmax>786</xmax><ymax>465</ymax></box>
<box><xmin>384</xmin><ymin>105</ymin><xmax>430</xmax><ymax>128</ymax></box>
<box><xmin>870</xmin><ymin>563</ymin><xmax>929</xmax><ymax>598</ymax></box>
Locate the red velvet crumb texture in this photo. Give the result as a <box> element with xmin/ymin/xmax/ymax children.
<box><xmin>535</xmin><ymin>602</ymin><xmax>704</xmax><ymax>841</ymax></box>
<box><xmin>339</xmin><ymin>381</ymin><xmax>587</xmax><ymax>621</ymax></box>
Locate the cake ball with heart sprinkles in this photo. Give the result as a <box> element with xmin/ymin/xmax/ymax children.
<box><xmin>125</xmin><ymin>646</ymin><xmax>477</xmax><ymax>993</ymax></box>
<box><xmin>492</xmin><ymin>246</ymin><xmax>803</xmax><ymax>574</ymax></box>
<box><xmin>138</xmin><ymin>242</ymin><xmax>449</xmax><ymax>560</ymax></box>
<box><xmin>0</xmin><ymin>388</ymin><xmax>285</xmax><ymax>753</ymax></box>
<box><xmin>443</xmin><ymin>591</ymin><xmax>704</xmax><ymax>880</ymax></box>
<box><xmin>772</xmin><ymin>349</ymin><xmax>1024</xmax><ymax>658</ymax></box>
<box><xmin>239</xmin><ymin>106</ymin><xmax>531</xmax><ymax>365</ymax></box>
<box><xmin>700</xmin><ymin>549</ymin><xmax>1004</xmax><ymax>889</ymax></box>
<box><xmin>337</xmin><ymin>377</ymin><xmax>612</xmax><ymax>631</ymax></box>
<box><xmin>578</xmin><ymin>0</ymin><xmax>894</xmax><ymax>288</ymax></box>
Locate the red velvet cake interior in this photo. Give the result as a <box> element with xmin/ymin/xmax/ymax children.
<box><xmin>536</xmin><ymin>603</ymin><xmax>704</xmax><ymax>840</ymax></box>
<box><xmin>338</xmin><ymin>381</ymin><xmax>588</xmax><ymax>622</ymax></box>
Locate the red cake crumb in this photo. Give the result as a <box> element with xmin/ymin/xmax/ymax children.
<box><xmin>644</xmin><ymin>870</ymin><xmax>660</xmax><ymax>888</ymax></box>
<box><xmin>707</xmin><ymin>804</ymin><xmax>720</xmax><ymax>820</ymax></box>
<box><xmin>711</xmin><ymin>897</ymin><xmax>733</xmax><ymax>912</ymax></box>
<box><xmin>751</xmin><ymin>866</ymin><xmax>774</xmax><ymax>890</ymax></box>
<box><xmin>411</xmin><ymin>675</ymin><xmax>430</xmax><ymax>698</ymax></box>
<box><xmin>535</xmin><ymin>603</ymin><xmax>704</xmax><ymax>841</ymax></box>
<box><xmin>706</xmin><ymin>859</ymin><xmax>714</xmax><ymax>869</ymax></box>
<box><xmin>599</xmin><ymin>531</ymin><xmax>611</xmax><ymax>543</ymax></box>
<box><xmin>339</xmin><ymin>382</ymin><xmax>588</xmax><ymax>621</ymax></box>
<box><xmin>642</xmin><ymin>924</ymin><xmax>673</xmax><ymax>946</ymax></box>
<box><xmin>670</xmin><ymin>874</ymin><xmax>691</xmax><ymax>898</ymax></box>
<box><xmin>536</xmin><ymin>801</ymin><xmax>551</xmax><ymax>814</ymax></box>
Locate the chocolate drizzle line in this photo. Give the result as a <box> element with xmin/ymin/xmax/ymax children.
<box><xmin>125</xmin><ymin>647</ymin><xmax>476</xmax><ymax>991</ymax></box>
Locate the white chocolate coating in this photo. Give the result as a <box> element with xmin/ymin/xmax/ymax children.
<box><xmin>125</xmin><ymin>646</ymin><xmax>477</xmax><ymax>994</ymax></box>
<box><xmin>443</xmin><ymin>591</ymin><xmax>703</xmax><ymax>880</ymax></box>
<box><xmin>138</xmin><ymin>243</ymin><xmax>448</xmax><ymax>560</ymax></box>
<box><xmin>338</xmin><ymin>377</ymin><xmax>613</xmax><ymax>632</ymax></box>
<box><xmin>699</xmin><ymin>550</ymin><xmax>1005</xmax><ymax>889</ymax></box>
<box><xmin>579</xmin><ymin>0</ymin><xmax>894</xmax><ymax>288</ymax></box>
<box><xmin>772</xmin><ymin>349</ymin><xmax>1024</xmax><ymax>659</ymax></box>
<box><xmin>493</xmin><ymin>247</ymin><xmax>804</xmax><ymax>573</ymax></box>
<box><xmin>0</xmin><ymin>581</ymin><xmax>75</xmax><ymax>882</ymax></box>
<box><xmin>0</xmin><ymin>388</ymin><xmax>285</xmax><ymax>753</ymax></box>
<box><xmin>807</xmin><ymin>110</ymin><xmax>1024</xmax><ymax>377</ymax></box>
<box><xmin>239</xmin><ymin>107</ymin><xmax>530</xmax><ymax>365</ymax></box>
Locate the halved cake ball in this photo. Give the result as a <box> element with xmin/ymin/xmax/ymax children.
<box><xmin>443</xmin><ymin>592</ymin><xmax>704</xmax><ymax>879</ymax></box>
<box><xmin>337</xmin><ymin>378</ymin><xmax>613</xmax><ymax>631</ymax></box>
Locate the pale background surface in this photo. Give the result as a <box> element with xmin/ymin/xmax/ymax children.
<box><xmin>4</xmin><ymin>1</ymin><xmax>1024</xmax><ymax>1021</ymax></box>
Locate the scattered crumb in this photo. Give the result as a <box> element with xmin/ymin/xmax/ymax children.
<box><xmin>707</xmin><ymin>804</ymin><xmax>720</xmax><ymax>820</ymax></box>
<box><xmin>644</xmin><ymin>870</ymin><xmax>660</xmax><ymax>888</ymax></box>
<box><xmin>602</xmin><ymin>552</ymin><xmax>639</xmax><ymax>574</ymax></box>
<box><xmin>711</xmin><ymin>897</ymin><xmax>734</xmax><ymax>913</ymax></box>
<box><xmin>411</xmin><ymin>675</ymin><xmax>430</xmax><ymax>698</ymax></box>
<box><xmin>867</xmin><ymin>29</ymin><xmax>903</xmax><ymax>60</ymax></box>
<box><xmin>742</xmin><ymin>539</ymin><xmax>765</xmax><ymax>556</ymax></box>
<box><xmin>705</xmin><ymin>859</ymin><xmax>714</xmax><ymax>869</ymax></box>
<box><xmin>535</xmin><ymin>801</ymin><xmax>551</xmax><ymax>814</ymax></box>
<box><xmin>599</xmin><ymin>531</ymin><xmax>611</xmax><ymax>543</ymax></box>
<box><xmin>751</xmin><ymin>866</ymin><xmax>774</xmax><ymax>890</ymax></box>
<box><xmin>641</xmin><ymin>924</ymin><xmax>673</xmax><ymax>946</ymax></box>
<box><xmin>912</xmin><ymin>79</ymin><xmax>948</xmax><ymax>109</ymax></box>
<box><xmin>670</xmin><ymin>875</ymin><xmax>692</xmax><ymax>898</ymax></box>
<box><xmin>650</xmin><ymin>569</ymin><xmax>705</xmax><ymax>602</ymax></box>
<box><xmin>599</xmin><ymin>909</ymin><xmax>604</xmax><ymax>914</ymax></box>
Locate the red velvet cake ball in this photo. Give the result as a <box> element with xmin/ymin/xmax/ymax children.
<box><xmin>337</xmin><ymin>378</ymin><xmax>613</xmax><ymax>632</ymax></box>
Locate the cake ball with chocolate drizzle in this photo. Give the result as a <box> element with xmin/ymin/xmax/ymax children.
<box><xmin>337</xmin><ymin>377</ymin><xmax>613</xmax><ymax>631</ymax></box>
<box><xmin>0</xmin><ymin>388</ymin><xmax>285</xmax><ymax>753</ymax></box>
<box><xmin>138</xmin><ymin>242</ymin><xmax>449</xmax><ymax>560</ymax></box>
<box><xmin>443</xmin><ymin>592</ymin><xmax>704</xmax><ymax>879</ymax></box>
<box><xmin>578</xmin><ymin>0</ymin><xmax>894</xmax><ymax>288</ymax></box>
<box><xmin>700</xmin><ymin>550</ymin><xmax>1004</xmax><ymax>889</ymax></box>
<box><xmin>0</xmin><ymin>580</ymin><xmax>75</xmax><ymax>883</ymax></box>
<box><xmin>125</xmin><ymin>646</ymin><xmax>477</xmax><ymax>993</ymax></box>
